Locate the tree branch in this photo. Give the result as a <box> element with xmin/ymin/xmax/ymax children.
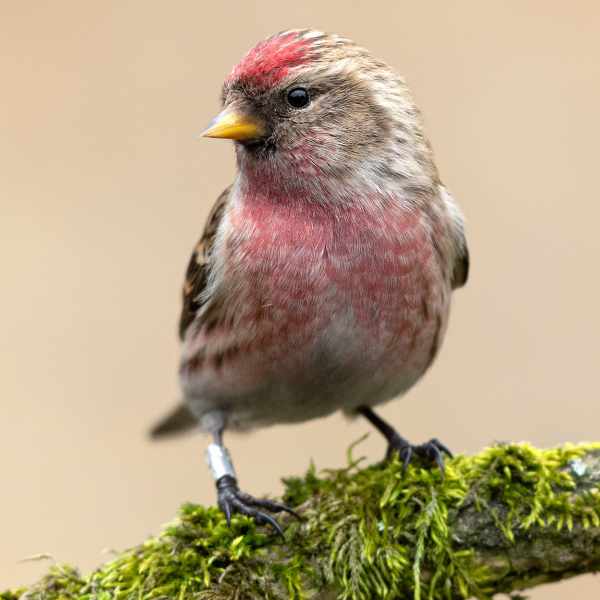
<box><xmin>3</xmin><ymin>443</ymin><xmax>600</xmax><ymax>599</ymax></box>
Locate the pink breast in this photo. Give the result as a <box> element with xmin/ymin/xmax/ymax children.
<box><xmin>220</xmin><ymin>197</ymin><xmax>446</xmax><ymax>379</ymax></box>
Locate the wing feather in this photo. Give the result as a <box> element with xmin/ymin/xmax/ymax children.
<box><xmin>178</xmin><ymin>186</ymin><xmax>230</xmax><ymax>340</ymax></box>
<box><xmin>440</xmin><ymin>185</ymin><xmax>469</xmax><ymax>289</ymax></box>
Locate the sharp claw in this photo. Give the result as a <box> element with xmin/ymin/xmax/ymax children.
<box><xmin>256</xmin><ymin>511</ymin><xmax>285</xmax><ymax>538</ymax></box>
<box><xmin>236</xmin><ymin>491</ymin><xmax>301</xmax><ymax>520</ymax></box>
<box><xmin>402</xmin><ymin>446</ymin><xmax>413</xmax><ymax>473</ymax></box>
<box><xmin>433</xmin><ymin>450</ymin><xmax>446</xmax><ymax>477</ymax></box>
<box><xmin>434</xmin><ymin>439</ymin><xmax>453</xmax><ymax>458</ymax></box>
<box><xmin>262</xmin><ymin>501</ymin><xmax>301</xmax><ymax>520</ymax></box>
<box><xmin>388</xmin><ymin>436</ymin><xmax>452</xmax><ymax>476</ymax></box>
<box><xmin>257</xmin><ymin>499</ymin><xmax>301</xmax><ymax>520</ymax></box>
<box><xmin>281</xmin><ymin>506</ymin><xmax>302</xmax><ymax>521</ymax></box>
<box><xmin>213</xmin><ymin>466</ymin><xmax>292</xmax><ymax>534</ymax></box>
<box><xmin>229</xmin><ymin>495</ymin><xmax>253</xmax><ymax>516</ymax></box>
<box><xmin>361</xmin><ymin>409</ymin><xmax>452</xmax><ymax>475</ymax></box>
<box><xmin>222</xmin><ymin>500</ymin><xmax>232</xmax><ymax>527</ymax></box>
<box><xmin>222</xmin><ymin>490</ymin><xmax>287</xmax><ymax>537</ymax></box>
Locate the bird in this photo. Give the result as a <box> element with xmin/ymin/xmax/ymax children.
<box><xmin>151</xmin><ymin>29</ymin><xmax>469</xmax><ymax>534</ymax></box>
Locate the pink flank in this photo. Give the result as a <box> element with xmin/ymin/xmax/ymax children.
<box><xmin>227</xmin><ymin>33</ymin><xmax>311</xmax><ymax>87</ymax></box>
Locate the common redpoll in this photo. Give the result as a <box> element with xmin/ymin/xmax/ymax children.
<box><xmin>151</xmin><ymin>29</ymin><xmax>469</xmax><ymax>534</ymax></box>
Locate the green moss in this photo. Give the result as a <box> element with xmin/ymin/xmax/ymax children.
<box><xmin>0</xmin><ymin>590</ymin><xmax>23</xmax><ymax>600</ymax></box>
<box><xmin>4</xmin><ymin>443</ymin><xmax>600</xmax><ymax>600</ymax></box>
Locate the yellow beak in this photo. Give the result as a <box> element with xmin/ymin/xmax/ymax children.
<box><xmin>200</xmin><ymin>107</ymin><xmax>265</xmax><ymax>141</ymax></box>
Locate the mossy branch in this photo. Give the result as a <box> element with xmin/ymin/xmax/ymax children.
<box><xmin>4</xmin><ymin>443</ymin><xmax>600</xmax><ymax>599</ymax></box>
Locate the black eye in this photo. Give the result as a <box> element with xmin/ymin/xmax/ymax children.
<box><xmin>287</xmin><ymin>87</ymin><xmax>310</xmax><ymax>108</ymax></box>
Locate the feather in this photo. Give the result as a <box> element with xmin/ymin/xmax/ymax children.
<box><xmin>149</xmin><ymin>403</ymin><xmax>197</xmax><ymax>439</ymax></box>
<box><xmin>178</xmin><ymin>186</ymin><xmax>230</xmax><ymax>340</ymax></box>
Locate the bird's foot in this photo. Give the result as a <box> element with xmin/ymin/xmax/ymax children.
<box><xmin>386</xmin><ymin>435</ymin><xmax>453</xmax><ymax>476</ymax></box>
<box><xmin>216</xmin><ymin>475</ymin><xmax>300</xmax><ymax>537</ymax></box>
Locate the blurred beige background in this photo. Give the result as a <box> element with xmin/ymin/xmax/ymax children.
<box><xmin>1</xmin><ymin>1</ymin><xmax>599</xmax><ymax>596</ymax></box>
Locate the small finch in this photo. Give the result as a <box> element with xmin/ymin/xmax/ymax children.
<box><xmin>151</xmin><ymin>29</ymin><xmax>469</xmax><ymax>533</ymax></box>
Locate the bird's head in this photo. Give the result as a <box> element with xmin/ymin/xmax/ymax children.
<box><xmin>201</xmin><ymin>30</ymin><xmax>436</xmax><ymax>200</ymax></box>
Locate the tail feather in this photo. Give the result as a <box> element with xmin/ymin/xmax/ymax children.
<box><xmin>149</xmin><ymin>403</ymin><xmax>198</xmax><ymax>439</ymax></box>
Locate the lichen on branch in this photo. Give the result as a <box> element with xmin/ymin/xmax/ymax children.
<box><xmin>3</xmin><ymin>442</ymin><xmax>600</xmax><ymax>600</ymax></box>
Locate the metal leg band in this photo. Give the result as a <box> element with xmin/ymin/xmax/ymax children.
<box><xmin>205</xmin><ymin>443</ymin><xmax>237</xmax><ymax>481</ymax></box>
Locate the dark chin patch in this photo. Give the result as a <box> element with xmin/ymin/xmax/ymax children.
<box><xmin>239</xmin><ymin>137</ymin><xmax>277</xmax><ymax>156</ymax></box>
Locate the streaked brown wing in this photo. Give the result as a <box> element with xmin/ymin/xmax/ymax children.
<box><xmin>451</xmin><ymin>242</ymin><xmax>469</xmax><ymax>289</ymax></box>
<box><xmin>178</xmin><ymin>186</ymin><xmax>230</xmax><ymax>340</ymax></box>
<box><xmin>439</xmin><ymin>185</ymin><xmax>469</xmax><ymax>290</ymax></box>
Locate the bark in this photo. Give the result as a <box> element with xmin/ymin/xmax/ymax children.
<box><xmin>447</xmin><ymin>449</ymin><xmax>600</xmax><ymax>595</ymax></box>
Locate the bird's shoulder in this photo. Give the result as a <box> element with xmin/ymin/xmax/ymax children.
<box><xmin>178</xmin><ymin>186</ymin><xmax>231</xmax><ymax>340</ymax></box>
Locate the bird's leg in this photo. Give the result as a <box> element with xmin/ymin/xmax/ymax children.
<box><xmin>356</xmin><ymin>406</ymin><xmax>452</xmax><ymax>474</ymax></box>
<box><xmin>204</xmin><ymin>424</ymin><xmax>299</xmax><ymax>537</ymax></box>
